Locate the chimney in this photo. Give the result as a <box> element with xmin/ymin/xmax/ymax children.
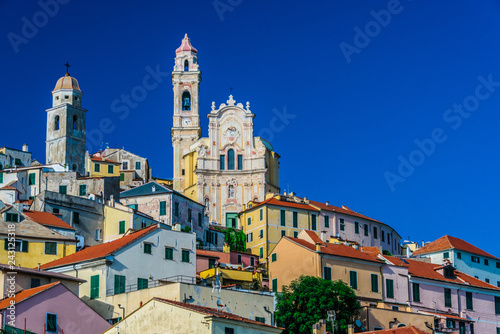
<box><xmin>315</xmin><ymin>243</ymin><xmax>322</xmax><ymax>252</ymax></box>
<box><xmin>320</xmin><ymin>231</ymin><xmax>326</xmax><ymax>242</ymax></box>
<box><xmin>110</xmin><ymin>195</ymin><xmax>115</xmax><ymax>207</ymax></box>
<box><xmin>22</xmin><ymin>144</ymin><xmax>28</xmax><ymax>152</ymax></box>
<box><xmin>347</xmin><ymin>324</ymin><xmax>354</xmax><ymax>334</ymax></box>
<box><xmin>325</xmin><ymin>201</ymin><xmax>329</xmax><ymax>206</ymax></box>
<box><xmin>38</xmin><ymin>263</ymin><xmax>41</xmax><ymax>271</ymax></box>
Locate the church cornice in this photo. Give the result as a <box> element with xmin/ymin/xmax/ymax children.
<box><xmin>46</xmin><ymin>104</ymin><xmax>88</xmax><ymax>113</ymax></box>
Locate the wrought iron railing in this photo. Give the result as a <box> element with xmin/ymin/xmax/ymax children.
<box><xmin>106</xmin><ymin>275</ymin><xmax>196</xmax><ymax>296</ymax></box>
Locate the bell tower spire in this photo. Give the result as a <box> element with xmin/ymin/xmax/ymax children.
<box><xmin>171</xmin><ymin>34</ymin><xmax>202</xmax><ymax>191</ymax></box>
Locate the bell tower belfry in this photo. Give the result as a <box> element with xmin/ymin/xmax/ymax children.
<box><xmin>171</xmin><ymin>34</ymin><xmax>202</xmax><ymax>191</ymax></box>
<box><xmin>46</xmin><ymin>65</ymin><xmax>86</xmax><ymax>174</ymax></box>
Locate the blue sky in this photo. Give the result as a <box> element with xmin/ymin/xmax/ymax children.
<box><xmin>1</xmin><ymin>1</ymin><xmax>500</xmax><ymax>256</ymax></box>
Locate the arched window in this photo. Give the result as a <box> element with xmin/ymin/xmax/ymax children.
<box><xmin>54</xmin><ymin>116</ymin><xmax>60</xmax><ymax>130</ymax></box>
<box><xmin>182</xmin><ymin>91</ymin><xmax>191</xmax><ymax>111</ymax></box>
<box><xmin>227</xmin><ymin>149</ymin><xmax>235</xmax><ymax>170</ymax></box>
<box><xmin>184</xmin><ymin>60</ymin><xmax>189</xmax><ymax>71</ymax></box>
<box><xmin>73</xmin><ymin>115</ymin><xmax>78</xmax><ymax>130</ymax></box>
<box><xmin>228</xmin><ymin>185</ymin><xmax>235</xmax><ymax>198</ymax></box>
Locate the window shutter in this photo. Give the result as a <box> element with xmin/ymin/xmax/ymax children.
<box><xmin>22</xmin><ymin>240</ymin><xmax>29</xmax><ymax>253</ymax></box>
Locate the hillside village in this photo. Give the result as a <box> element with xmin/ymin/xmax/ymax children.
<box><xmin>0</xmin><ymin>34</ymin><xmax>499</xmax><ymax>334</ymax></box>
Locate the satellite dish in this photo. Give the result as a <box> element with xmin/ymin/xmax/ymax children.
<box><xmin>355</xmin><ymin>320</ymin><xmax>362</xmax><ymax>327</ymax></box>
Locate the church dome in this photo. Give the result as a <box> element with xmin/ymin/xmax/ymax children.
<box><xmin>176</xmin><ymin>34</ymin><xmax>198</xmax><ymax>54</ymax></box>
<box><xmin>53</xmin><ymin>72</ymin><xmax>81</xmax><ymax>92</ymax></box>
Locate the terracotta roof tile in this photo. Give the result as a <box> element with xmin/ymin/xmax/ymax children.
<box><xmin>241</xmin><ymin>197</ymin><xmax>319</xmax><ymax>213</ymax></box>
<box><xmin>0</xmin><ymin>282</ymin><xmax>60</xmax><ymax>310</ymax></box>
<box><xmin>153</xmin><ymin>298</ymin><xmax>282</xmax><ymax>329</ymax></box>
<box><xmin>417</xmin><ymin>311</ymin><xmax>472</xmax><ymax>322</ymax></box>
<box><xmin>412</xmin><ymin>235</ymin><xmax>497</xmax><ymax>259</ymax></box>
<box><xmin>40</xmin><ymin>224</ymin><xmax>158</xmax><ymax>269</ymax></box>
<box><xmin>0</xmin><ymin>264</ymin><xmax>84</xmax><ymax>282</ymax></box>
<box><xmin>23</xmin><ymin>210</ymin><xmax>74</xmax><ymax>230</ymax></box>
<box><xmin>309</xmin><ymin>200</ymin><xmax>383</xmax><ymax>224</ymax></box>
<box><xmin>90</xmin><ymin>157</ymin><xmax>121</xmax><ymax>164</ymax></box>
<box><xmin>358</xmin><ymin>325</ymin><xmax>428</xmax><ymax>334</ymax></box>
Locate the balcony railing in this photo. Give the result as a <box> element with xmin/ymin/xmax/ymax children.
<box><xmin>106</xmin><ymin>275</ymin><xmax>196</xmax><ymax>296</ymax></box>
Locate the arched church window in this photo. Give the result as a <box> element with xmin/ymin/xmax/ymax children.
<box><xmin>204</xmin><ymin>198</ymin><xmax>209</xmax><ymax>210</ymax></box>
<box><xmin>54</xmin><ymin>116</ymin><xmax>60</xmax><ymax>130</ymax></box>
<box><xmin>73</xmin><ymin>115</ymin><xmax>78</xmax><ymax>130</ymax></box>
<box><xmin>184</xmin><ymin>60</ymin><xmax>189</xmax><ymax>71</ymax></box>
<box><xmin>228</xmin><ymin>185</ymin><xmax>235</xmax><ymax>198</ymax></box>
<box><xmin>182</xmin><ymin>91</ymin><xmax>191</xmax><ymax>111</ymax></box>
<box><xmin>227</xmin><ymin>149</ymin><xmax>235</xmax><ymax>170</ymax></box>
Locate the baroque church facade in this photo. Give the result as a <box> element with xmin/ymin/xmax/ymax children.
<box><xmin>171</xmin><ymin>35</ymin><xmax>280</xmax><ymax>227</ymax></box>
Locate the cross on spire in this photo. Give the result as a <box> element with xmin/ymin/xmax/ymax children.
<box><xmin>229</xmin><ymin>87</ymin><xmax>233</xmax><ymax>94</ymax></box>
<box><xmin>64</xmin><ymin>61</ymin><xmax>70</xmax><ymax>75</ymax></box>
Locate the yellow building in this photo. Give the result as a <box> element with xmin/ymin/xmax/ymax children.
<box><xmin>103</xmin><ymin>200</ymin><xmax>157</xmax><ymax>242</ymax></box>
<box><xmin>269</xmin><ymin>230</ymin><xmax>384</xmax><ymax>306</ymax></box>
<box><xmin>238</xmin><ymin>193</ymin><xmax>320</xmax><ymax>264</ymax></box>
<box><xmin>199</xmin><ymin>264</ymin><xmax>263</xmax><ymax>289</ymax></box>
<box><xmin>0</xmin><ymin>207</ymin><xmax>77</xmax><ymax>268</ymax></box>
<box><xmin>85</xmin><ymin>155</ymin><xmax>121</xmax><ymax>178</ymax></box>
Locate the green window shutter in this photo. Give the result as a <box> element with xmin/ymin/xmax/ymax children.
<box><xmin>386</xmin><ymin>279</ymin><xmax>394</xmax><ymax>298</ymax></box>
<box><xmin>114</xmin><ymin>275</ymin><xmax>125</xmax><ymax>294</ymax></box>
<box><xmin>220</xmin><ymin>155</ymin><xmax>225</xmax><ymax>170</ymax></box>
<box><xmin>119</xmin><ymin>220</ymin><xmax>125</xmax><ymax>234</ymax></box>
<box><xmin>413</xmin><ymin>283</ymin><xmax>420</xmax><ymax>302</ymax></box>
<box><xmin>364</xmin><ymin>224</ymin><xmax>369</xmax><ymax>236</ymax></box>
<box><xmin>135</xmin><ymin>161</ymin><xmax>141</xmax><ymax>170</ymax></box>
<box><xmin>45</xmin><ymin>242</ymin><xmax>56</xmax><ymax>255</ymax></box>
<box><xmin>21</xmin><ymin>240</ymin><xmax>29</xmax><ymax>253</ymax></box>
<box><xmin>340</xmin><ymin>218</ymin><xmax>345</xmax><ymax>231</ymax></box>
<box><xmin>247</xmin><ymin>217</ymin><xmax>251</xmax><ymax>226</ymax></box>
<box><xmin>271</xmin><ymin>253</ymin><xmax>277</xmax><ymax>262</ymax></box>
<box><xmin>144</xmin><ymin>243</ymin><xmax>152</xmax><ymax>254</ymax></box>
<box><xmin>28</xmin><ymin>173</ymin><xmax>36</xmax><ymax>185</ymax></box>
<box><xmin>495</xmin><ymin>296</ymin><xmax>500</xmax><ymax>314</ymax></box>
<box><xmin>137</xmin><ymin>278</ymin><xmax>148</xmax><ymax>290</ymax></box>
<box><xmin>373</xmin><ymin>226</ymin><xmax>378</xmax><ymax>239</ymax></box>
<box><xmin>293</xmin><ymin>212</ymin><xmax>298</xmax><ymax>227</ymax></box>
<box><xmin>90</xmin><ymin>275</ymin><xmax>99</xmax><ymax>299</ymax></box>
<box><xmin>165</xmin><ymin>247</ymin><xmax>173</xmax><ymax>260</ymax></box>
<box><xmin>324</xmin><ymin>215</ymin><xmax>329</xmax><ymax>228</ymax></box>
<box><xmin>79</xmin><ymin>184</ymin><xmax>86</xmax><ymax>196</ymax></box>
<box><xmin>349</xmin><ymin>271</ymin><xmax>358</xmax><ymax>290</ymax></box>
<box><xmin>259</xmin><ymin>247</ymin><xmax>263</xmax><ymax>259</ymax></box>
<box><xmin>260</xmin><ymin>209</ymin><xmax>263</xmax><ymax>221</ymax></box>
<box><xmin>188</xmin><ymin>208</ymin><xmax>192</xmax><ymax>222</ymax></box>
<box><xmin>237</xmin><ymin>155</ymin><xmax>243</xmax><ymax>170</ymax></box>
<box><xmin>272</xmin><ymin>278</ymin><xmax>278</xmax><ymax>292</ymax></box>
<box><xmin>46</xmin><ymin>313</ymin><xmax>57</xmax><ymax>332</ymax></box>
<box><xmin>355</xmin><ymin>222</ymin><xmax>359</xmax><ymax>234</ymax></box>
<box><xmin>182</xmin><ymin>250</ymin><xmax>190</xmax><ymax>262</ymax></box>
<box><xmin>311</xmin><ymin>214</ymin><xmax>317</xmax><ymax>230</ymax></box>
<box><xmin>59</xmin><ymin>185</ymin><xmax>67</xmax><ymax>194</ymax></box>
<box><xmin>443</xmin><ymin>252</ymin><xmax>449</xmax><ymax>259</ymax></box>
<box><xmin>323</xmin><ymin>266</ymin><xmax>332</xmax><ymax>281</ymax></box>
<box><xmin>120</xmin><ymin>173</ymin><xmax>125</xmax><ymax>181</ymax></box>
<box><xmin>259</xmin><ymin>229</ymin><xmax>263</xmax><ymax>238</ymax></box>
<box><xmin>371</xmin><ymin>274</ymin><xmax>379</xmax><ymax>293</ymax></box>
<box><xmin>108</xmin><ymin>165</ymin><xmax>114</xmax><ymax>174</ymax></box>
<box><xmin>280</xmin><ymin>210</ymin><xmax>286</xmax><ymax>226</ymax></box>
<box><xmin>174</xmin><ymin>202</ymin><xmax>179</xmax><ymax>217</ymax></box>
<box><xmin>160</xmin><ymin>201</ymin><xmax>166</xmax><ymax>216</ymax></box>
<box><xmin>95</xmin><ymin>163</ymin><xmax>100</xmax><ymax>172</ymax></box>
<box><xmin>4</xmin><ymin>239</ymin><xmax>8</xmax><ymax>251</ymax></box>
<box><xmin>0</xmin><ymin>173</ymin><xmax>3</xmax><ymax>183</ymax></box>
<box><xmin>466</xmin><ymin>292</ymin><xmax>473</xmax><ymax>310</ymax></box>
<box><xmin>444</xmin><ymin>288</ymin><xmax>452</xmax><ymax>307</ymax></box>
<box><xmin>198</xmin><ymin>213</ymin><xmax>202</xmax><ymax>227</ymax></box>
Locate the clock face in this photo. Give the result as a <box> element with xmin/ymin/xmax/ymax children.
<box><xmin>182</xmin><ymin>118</ymin><xmax>192</xmax><ymax>126</ymax></box>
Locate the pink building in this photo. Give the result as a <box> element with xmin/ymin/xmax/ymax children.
<box><xmin>0</xmin><ymin>281</ymin><xmax>110</xmax><ymax>334</ymax></box>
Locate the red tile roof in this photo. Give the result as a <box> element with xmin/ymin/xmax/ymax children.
<box><xmin>417</xmin><ymin>311</ymin><xmax>473</xmax><ymax>322</ymax></box>
<box><xmin>302</xmin><ymin>230</ymin><xmax>325</xmax><ymax>245</ymax></box>
<box><xmin>287</xmin><ymin>235</ymin><xmax>383</xmax><ymax>264</ymax></box>
<box><xmin>0</xmin><ymin>264</ymin><xmax>85</xmax><ymax>282</ymax></box>
<box><xmin>309</xmin><ymin>200</ymin><xmax>383</xmax><ymax>224</ymax></box>
<box><xmin>23</xmin><ymin>210</ymin><xmax>74</xmax><ymax>230</ymax></box>
<box><xmin>0</xmin><ymin>282</ymin><xmax>60</xmax><ymax>310</ymax></box>
<box><xmin>358</xmin><ymin>325</ymin><xmax>428</xmax><ymax>334</ymax></box>
<box><xmin>40</xmin><ymin>224</ymin><xmax>158</xmax><ymax>269</ymax></box>
<box><xmin>412</xmin><ymin>235</ymin><xmax>497</xmax><ymax>259</ymax></box>
<box><xmin>153</xmin><ymin>298</ymin><xmax>282</xmax><ymax>329</ymax></box>
<box><xmin>363</xmin><ymin>246</ymin><xmax>382</xmax><ymax>255</ymax></box>
<box><xmin>241</xmin><ymin>197</ymin><xmax>319</xmax><ymax>213</ymax></box>
<box><xmin>90</xmin><ymin>157</ymin><xmax>121</xmax><ymax>164</ymax></box>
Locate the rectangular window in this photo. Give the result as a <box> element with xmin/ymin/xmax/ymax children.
<box><xmin>259</xmin><ymin>229</ymin><xmax>263</xmax><ymax>239</ymax></box>
<box><xmin>198</xmin><ymin>213</ymin><xmax>202</xmax><ymax>227</ymax></box>
<box><xmin>94</xmin><ymin>163</ymin><xmax>100</xmax><ymax>172</ymax></box>
<box><xmin>209</xmin><ymin>258</ymin><xmax>216</xmax><ymax>268</ymax></box>
<box><xmin>293</xmin><ymin>212</ymin><xmax>298</xmax><ymax>227</ymax></box>
<box><xmin>46</xmin><ymin>313</ymin><xmax>57</xmax><ymax>333</ymax></box>
<box><xmin>272</xmin><ymin>278</ymin><xmax>278</xmax><ymax>292</ymax></box>
<box><xmin>444</xmin><ymin>288</ymin><xmax>452</xmax><ymax>307</ymax></box>
<box><xmin>237</xmin><ymin>254</ymin><xmax>242</xmax><ymax>264</ymax></box>
<box><xmin>250</xmin><ymin>257</ymin><xmax>255</xmax><ymax>266</ymax></box>
<box><xmin>339</xmin><ymin>218</ymin><xmax>345</xmax><ymax>231</ymax></box>
<box><xmin>364</xmin><ymin>224</ymin><xmax>369</xmax><ymax>236</ymax></box>
<box><xmin>5</xmin><ymin>213</ymin><xmax>18</xmax><ymax>222</ymax></box>
<box><xmin>45</xmin><ymin>242</ymin><xmax>57</xmax><ymax>255</ymax></box>
<box><xmin>324</xmin><ymin>215</ymin><xmax>329</xmax><ymax>228</ymax></box>
<box><xmin>466</xmin><ymin>291</ymin><xmax>473</xmax><ymax>310</ymax></box>
<box><xmin>443</xmin><ymin>251</ymin><xmax>449</xmax><ymax>259</ymax></box>
<box><xmin>182</xmin><ymin>249</ymin><xmax>190</xmax><ymax>262</ymax></box>
<box><xmin>165</xmin><ymin>247</ymin><xmax>173</xmax><ymax>260</ymax></box>
<box><xmin>225</xmin><ymin>328</ymin><xmax>235</xmax><ymax>334</ymax></box>
<box><xmin>108</xmin><ymin>165</ymin><xmax>114</xmax><ymax>174</ymax></box>
<box><xmin>144</xmin><ymin>243</ymin><xmax>152</xmax><ymax>254</ymax></box>
<box><xmin>90</xmin><ymin>275</ymin><xmax>99</xmax><ymax>299</ymax></box>
<box><xmin>72</xmin><ymin>212</ymin><xmax>79</xmax><ymax>225</ymax></box>
<box><xmin>373</xmin><ymin>226</ymin><xmax>378</xmax><ymax>239</ymax></box>
<box><xmin>281</xmin><ymin>230</ymin><xmax>286</xmax><ymax>238</ymax></box>
<box><xmin>280</xmin><ymin>210</ymin><xmax>286</xmax><ymax>226</ymax></box>
<box><xmin>237</xmin><ymin>155</ymin><xmax>243</xmax><ymax>170</ymax></box>
<box><xmin>412</xmin><ymin>283</ymin><xmax>420</xmax><ymax>302</ymax></box>
<box><xmin>120</xmin><ymin>173</ymin><xmax>125</xmax><ymax>181</ymax></box>
<box><xmin>247</xmin><ymin>232</ymin><xmax>253</xmax><ymax>242</ymax></box>
<box><xmin>255</xmin><ymin>317</ymin><xmax>266</xmax><ymax>324</ymax></box>
<box><xmin>485</xmin><ymin>259</ymin><xmax>489</xmax><ymax>266</ymax></box>
<box><xmin>59</xmin><ymin>185</ymin><xmax>67</xmax><ymax>195</ymax></box>
<box><xmin>14</xmin><ymin>158</ymin><xmax>22</xmax><ymax>166</ymax></box>
<box><xmin>137</xmin><ymin>278</ymin><xmax>148</xmax><ymax>290</ymax></box>
<box><xmin>247</xmin><ymin>217</ymin><xmax>251</xmax><ymax>226</ymax></box>
<box><xmin>159</xmin><ymin>201</ymin><xmax>167</xmax><ymax>216</ymax></box>
<box><xmin>220</xmin><ymin>155</ymin><xmax>225</xmax><ymax>170</ymax></box>
<box><xmin>259</xmin><ymin>247</ymin><xmax>264</xmax><ymax>259</ymax></box>
<box><xmin>119</xmin><ymin>220</ymin><xmax>126</xmax><ymax>234</ymax></box>
<box><xmin>381</xmin><ymin>230</ymin><xmax>385</xmax><ymax>242</ymax></box>
<box><xmin>122</xmin><ymin>161</ymin><xmax>128</xmax><ymax>170</ymax></box>
<box><xmin>349</xmin><ymin>271</ymin><xmax>358</xmax><ymax>290</ymax></box>
<box><xmin>30</xmin><ymin>278</ymin><xmax>41</xmax><ymax>288</ymax></box>
<box><xmin>386</xmin><ymin>279</ymin><xmax>394</xmax><ymax>298</ymax></box>
<box><xmin>135</xmin><ymin>161</ymin><xmax>141</xmax><ymax>170</ymax></box>
<box><xmin>0</xmin><ymin>173</ymin><xmax>3</xmax><ymax>183</ymax></box>
<box><xmin>457</xmin><ymin>252</ymin><xmax>461</xmax><ymax>259</ymax></box>
<box><xmin>260</xmin><ymin>209</ymin><xmax>263</xmax><ymax>221</ymax></box>
<box><xmin>114</xmin><ymin>275</ymin><xmax>126</xmax><ymax>295</ymax></box>
<box><xmin>271</xmin><ymin>253</ymin><xmax>277</xmax><ymax>262</ymax></box>
<box><xmin>471</xmin><ymin>256</ymin><xmax>480</xmax><ymax>263</ymax></box>
<box><xmin>323</xmin><ymin>266</ymin><xmax>332</xmax><ymax>281</ymax></box>
<box><xmin>495</xmin><ymin>296</ymin><xmax>500</xmax><ymax>314</ymax></box>
<box><xmin>497</xmin><ymin>262</ymin><xmax>500</xmax><ymax>269</ymax></box>
<box><xmin>486</xmin><ymin>278</ymin><xmax>490</xmax><ymax>283</ymax></box>
<box><xmin>293</xmin><ymin>231</ymin><xmax>298</xmax><ymax>238</ymax></box>
<box><xmin>371</xmin><ymin>274</ymin><xmax>379</xmax><ymax>293</ymax></box>
<box><xmin>28</xmin><ymin>173</ymin><xmax>36</xmax><ymax>185</ymax></box>
<box><xmin>188</xmin><ymin>208</ymin><xmax>192</xmax><ymax>222</ymax></box>
<box><xmin>355</xmin><ymin>221</ymin><xmax>359</xmax><ymax>234</ymax></box>
<box><xmin>311</xmin><ymin>214</ymin><xmax>317</xmax><ymax>231</ymax></box>
<box><xmin>174</xmin><ymin>202</ymin><xmax>179</xmax><ymax>217</ymax></box>
<box><xmin>79</xmin><ymin>184</ymin><xmax>86</xmax><ymax>196</ymax></box>
<box><xmin>94</xmin><ymin>229</ymin><xmax>101</xmax><ymax>241</ymax></box>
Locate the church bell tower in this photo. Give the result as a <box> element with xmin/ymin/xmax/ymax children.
<box><xmin>46</xmin><ymin>65</ymin><xmax>86</xmax><ymax>174</ymax></box>
<box><xmin>171</xmin><ymin>34</ymin><xmax>202</xmax><ymax>191</ymax></box>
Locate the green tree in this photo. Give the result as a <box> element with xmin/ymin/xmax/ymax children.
<box><xmin>275</xmin><ymin>275</ymin><xmax>361</xmax><ymax>334</ymax></box>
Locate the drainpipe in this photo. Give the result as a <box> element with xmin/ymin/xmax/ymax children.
<box><xmin>73</xmin><ymin>264</ymin><xmax>78</xmax><ymax>278</ymax></box>
<box><xmin>264</xmin><ymin>306</ymin><xmax>274</xmax><ymax>326</ymax></box>
<box><xmin>118</xmin><ymin>304</ymin><xmax>125</xmax><ymax>320</ymax></box>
